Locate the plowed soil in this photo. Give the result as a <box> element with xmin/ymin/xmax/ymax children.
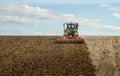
<box><xmin>1</xmin><ymin>36</ymin><xmax>120</xmax><ymax>76</ymax></box>
<box><xmin>0</xmin><ymin>36</ymin><xmax>95</xmax><ymax>76</ymax></box>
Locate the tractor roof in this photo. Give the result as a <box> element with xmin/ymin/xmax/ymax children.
<box><xmin>64</xmin><ymin>22</ymin><xmax>79</xmax><ymax>26</ymax></box>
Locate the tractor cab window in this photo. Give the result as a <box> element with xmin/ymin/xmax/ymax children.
<box><xmin>67</xmin><ymin>24</ymin><xmax>75</xmax><ymax>29</ymax></box>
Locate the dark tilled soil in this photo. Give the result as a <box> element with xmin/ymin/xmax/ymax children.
<box><xmin>0</xmin><ymin>36</ymin><xmax>95</xmax><ymax>76</ymax></box>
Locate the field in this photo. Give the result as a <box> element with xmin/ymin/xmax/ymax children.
<box><xmin>0</xmin><ymin>36</ymin><xmax>120</xmax><ymax>76</ymax></box>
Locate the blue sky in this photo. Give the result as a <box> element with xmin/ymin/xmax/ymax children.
<box><xmin>0</xmin><ymin>0</ymin><xmax>120</xmax><ymax>35</ymax></box>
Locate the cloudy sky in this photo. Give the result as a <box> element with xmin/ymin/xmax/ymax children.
<box><xmin>0</xmin><ymin>0</ymin><xmax>120</xmax><ymax>35</ymax></box>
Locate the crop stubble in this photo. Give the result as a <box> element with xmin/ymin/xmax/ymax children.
<box><xmin>85</xmin><ymin>36</ymin><xmax>120</xmax><ymax>76</ymax></box>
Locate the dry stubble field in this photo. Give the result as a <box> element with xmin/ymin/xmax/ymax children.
<box><xmin>0</xmin><ymin>36</ymin><xmax>120</xmax><ymax>76</ymax></box>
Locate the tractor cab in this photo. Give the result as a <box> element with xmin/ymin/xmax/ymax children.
<box><xmin>63</xmin><ymin>22</ymin><xmax>79</xmax><ymax>36</ymax></box>
<box><xmin>63</xmin><ymin>23</ymin><xmax>78</xmax><ymax>30</ymax></box>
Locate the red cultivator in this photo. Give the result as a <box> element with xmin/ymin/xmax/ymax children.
<box><xmin>56</xmin><ymin>36</ymin><xmax>84</xmax><ymax>43</ymax></box>
<box><xmin>56</xmin><ymin>22</ymin><xmax>84</xmax><ymax>43</ymax></box>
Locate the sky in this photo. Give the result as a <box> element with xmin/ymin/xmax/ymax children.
<box><xmin>0</xmin><ymin>0</ymin><xmax>120</xmax><ymax>36</ymax></box>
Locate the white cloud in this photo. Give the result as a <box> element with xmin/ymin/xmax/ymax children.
<box><xmin>103</xmin><ymin>25</ymin><xmax>120</xmax><ymax>31</ymax></box>
<box><xmin>0</xmin><ymin>15</ymin><xmax>40</xmax><ymax>25</ymax></box>
<box><xmin>0</xmin><ymin>3</ymin><xmax>120</xmax><ymax>32</ymax></box>
<box><xmin>113</xmin><ymin>13</ymin><xmax>120</xmax><ymax>19</ymax></box>
<box><xmin>0</xmin><ymin>4</ymin><xmax>101</xmax><ymax>25</ymax></box>
<box><xmin>100</xmin><ymin>3</ymin><xmax>120</xmax><ymax>12</ymax></box>
<box><xmin>100</xmin><ymin>3</ymin><xmax>120</xmax><ymax>22</ymax></box>
<box><xmin>0</xmin><ymin>4</ymin><xmax>58</xmax><ymax>20</ymax></box>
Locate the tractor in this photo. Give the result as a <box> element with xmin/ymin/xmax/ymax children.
<box><xmin>56</xmin><ymin>22</ymin><xmax>84</xmax><ymax>43</ymax></box>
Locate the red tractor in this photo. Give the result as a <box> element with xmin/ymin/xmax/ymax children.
<box><xmin>56</xmin><ymin>22</ymin><xmax>84</xmax><ymax>43</ymax></box>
